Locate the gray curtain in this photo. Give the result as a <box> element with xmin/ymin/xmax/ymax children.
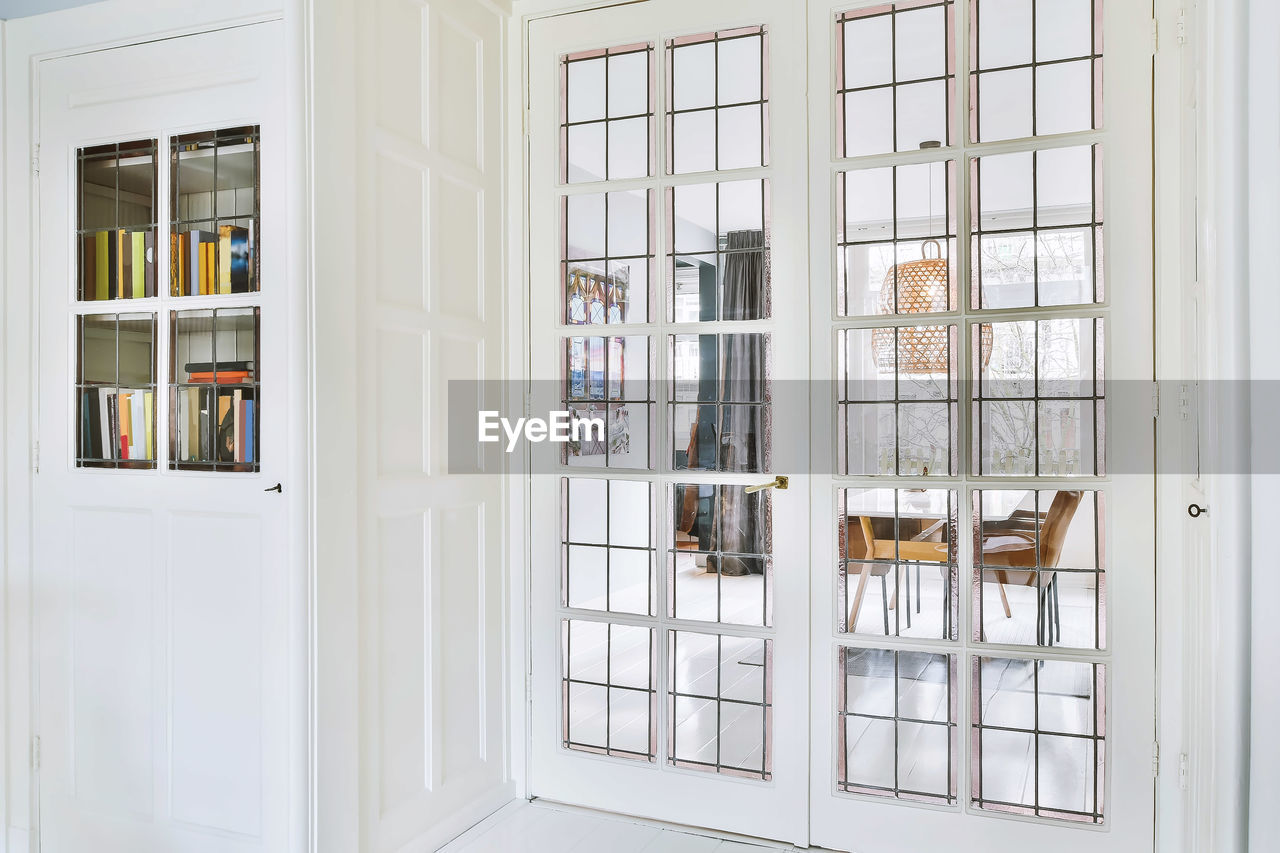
<box><xmin>713</xmin><ymin>228</ymin><xmax>767</xmax><ymax>575</ymax></box>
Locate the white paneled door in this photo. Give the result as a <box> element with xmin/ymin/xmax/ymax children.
<box><xmin>34</xmin><ymin>23</ymin><xmax>297</xmax><ymax>853</ymax></box>
<box><xmin>528</xmin><ymin>1</ymin><xmax>1156</xmax><ymax>851</ymax></box>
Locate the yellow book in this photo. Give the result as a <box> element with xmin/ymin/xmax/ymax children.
<box><xmin>116</xmin><ymin>230</ymin><xmax>126</xmax><ymax>299</ymax></box>
<box><xmin>143</xmin><ymin>391</ymin><xmax>154</xmax><ymax>460</ymax></box>
<box><xmin>131</xmin><ymin>232</ymin><xmax>146</xmax><ymax>299</ymax></box>
<box><xmin>95</xmin><ymin>231</ymin><xmax>109</xmax><ymax>301</ymax></box>
<box><xmin>204</xmin><ymin>242</ymin><xmax>215</xmax><ymax>295</ymax></box>
<box><xmin>218</xmin><ymin>226</ymin><xmax>233</xmax><ymax>294</ymax></box>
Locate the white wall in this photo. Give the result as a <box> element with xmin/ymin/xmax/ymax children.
<box><xmin>310</xmin><ymin>0</ymin><xmax>515</xmax><ymax>850</ymax></box>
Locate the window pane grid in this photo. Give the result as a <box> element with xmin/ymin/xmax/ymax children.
<box><xmin>669</xmin><ymin>630</ymin><xmax>773</xmax><ymax>780</ymax></box>
<box><xmin>968</xmin><ymin>0</ymin><xmax>1104</xmax><ymax>143</ymax></box>
<box><xmin>839</xmin><ymin>325</ymin><xmax>959</xmax><ymax>477</ymax></box>
<box><xmin>562</xmin><ymin>477</ymin><xmax>657</xmax><ymax>616</ymax></box>
<box><xmin>836</xmin><ymin>1</ymin><xmax>956</xmax><ymax>157</ymax></box>
<box><xmin>970</xmin><ymin>145</ymin><xmax>1104</xmax><ymax>310</ymax></box>
<box><xmin>671</xmin><ymin>333</ymin><xmax>771</xmax><ymax>473</ymax></box>
<box><xmin>666</xmin><ymin>27</ymin><xmax>769</xmax><ymax>174</ymax></box>
<box><xmin>838</xmin><ymin>488</ymin><xmax>959</xmax><ymax>640</ymax></box>
<box><xmin>838</xmin><ymin>160</ymin><xmax>957</xmax><ymax>317</ymax></box>
<box><xmin>668</xmin><ymin>484</ymin><xmax>773</xmax><ymax>628</ymax></box>
<box><xmin>969</xmin><ymin>655</ymin><xmax>1106</xmax><ymax>823</ymax></box>
<box><xmin>668</xmin><ymin>179</ymin><xmax>772</xmax><ymax>322</ymax></box>
<box><xmin>837</xmin><ymin>646</ymin><xmax>959</xmax><ymax>804</ymax></box>
<box><xmin>561</xmin><ymin>43</ymin><xmax>656</xmax><ymax>183</ymax></box>
<box><xmin>563</xmin><ymin>335</ymin><xmax>655</xmax><ymax>470</ymax></box>
<box><xmin>564</xmin><ymin>189</ymin><xmax>656</xmax><ymax>325</ymax></box>
<box><xmin>972</xmin><ymin>489</ymin><xmax>1105</xmax><ymax>650</ymax></box>
<box><xmin>971</xmin><ymin>317</ymin><xmax>1105</xmax><ymax>477</ymax></box>
<box><xmin>562</xmin><ymin>618</ymin><xmax>658</xmax><ymax>761</ymax></box>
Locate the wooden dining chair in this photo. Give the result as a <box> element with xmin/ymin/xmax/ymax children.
<box><xmin>847</xmin><ymin>514</ymin><xmax>949</xmax><ymax>635</ymax></box>
<box><xmin>979</xmin><ymin>490</ymin><xmax>1083</xmax><ymax>646</ymax></box>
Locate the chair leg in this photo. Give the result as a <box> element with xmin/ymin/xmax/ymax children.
<box><xmin>997</xmin><ymin>581</ymin><xmax>1013</xmax><ymax>619</ymax></box>
<box><xmin>903</xmin><ymin>568</ymin><xmax>912</xmax><ymax>630</ymax></box>
<box><xmin>916</xmin><ymin>563</ymin><xmax>921</xmax><ymax>614</ymax></box>
<box><xmin>849</xmin><ymin>565</ymin><xmax>871</xmax><ymax>633</ymax></box>
<box><xmin>1052</xmin><ymin>577</ymin><xmax>1062</xmax><ymax>642</ymax></box>
<box><xmin>880</xmin><ymin>574</ymin><xmax>890</xmax><ymax>635</ymax></box>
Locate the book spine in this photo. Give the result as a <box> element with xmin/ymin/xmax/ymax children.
<box><xmin>119</xmin><ymin>391</ymin><xmax>133</xmax><ymax>458</ymax></box>
<box><xmin>133</xmin><ymin>392</ymin><xmax>147</xmax><ymax>460</ymax></box>
<box><xmin>106</xmin><ymin>393</ymin><xmax>119</xmax><ymax>460</ymax></box>
<box><xmin>99</xmin><ymin>391</ymin><xmax>111</xmax><ymax>458</ymax></box>
<box><xmin>234</xmin><ymin>391</ymin><xmax>244</xmax><ymax>462</ymax></box>
<box><xmin>245</xmin><ymin>400</ymin><xmax>255</xmax><ymax>464</ymax></box>
<box><xmin>144</xmin><ymin>390</ymin><xmax>154</xmax><ymax>460</ymax></box>
<box><xmin>132</xmin><ymin>232</ymin><xmax>146</xmax><ymax>299</ymax></box>
<box><xmin>83</xmin><ymin>234</ymin><xmax>97</xmax><ymax>301</ymax></box>
<box><xmin>199</xmin><ymin>390</ymin><xmax>211</xmax><ymax>461</ymax></box>
<box><xmin>170</xmin><ymin>232</ymin><xmax>179</xmax><ymax>297</ymax></box>
<box><xmin>218</xmin><ymin>226</ymin><xmax>232</xmax><ymax>295</ymax></box>
<box><xmin>95</xmin><ymin>231</ymin><xmax>109</xmax><ymax>301</ymax></box>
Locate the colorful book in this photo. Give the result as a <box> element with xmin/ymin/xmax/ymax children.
<box><xmin>186</xmin><ymin>387</ymin><xmax>202</xmax><ymax>461</ymax></box>
<box><xmin>186</xmin><ymin>230</ymin><xmax>215</xmax><ymax>296</ymax></box>
<box><xmin>118</xmin><ymin>391</ymin><xmax>133</xmax><ymax>458</ymax></box>
<box><xmin>218</xmin><ymin>226</ymin><xmax>232</xmax><ymax>294</ymax></box>
<box><xmin>131</xmin><ymin>231</ymin><xmax>146</xmax><ymax>298</ymax></box>
<box><xmin>233</xmin><ymin>390</ymin><xmax>243</xmax><ymax>461</ymax></box>
<box><xmin>83</xmin><ymin>234</ymin><xmax>97</xmax><ymax>300</ymax></box>
<box><xmin>132</xmin><ymin>392</ymin><xmax>147</xmax><ymax>459</ymax></box>
<box><xmin>188</xmin><ymin>371</ymin><xmax>251</xmax><ymax>384</ymax></box>
<box><xmin>244</xmin><ymin>400</ymin><xmax>255</xmax><ymax>463</ymax></box>
<box><xmin>229</xmin><ymin>225</ymin><xmax>251</xmax><ymax>292</ymax></box>
<box><xmin>185</xmin><ymin>361</ymin><xmax>254</xmax><ymax>374</ymax></box>
<box><xmin>99</xmin><ymin>391</ymin><xmax>111</xmax><ymax>459</ymax></box>
<box><xmin>95</xmin><ymin>231</ymin><xmax>109</xmax><ymax>301</ymax></box>
<box><xmin>170</xmin><ymin>232</ymin><xmax>180</xmax><ymax>297</ymax></box>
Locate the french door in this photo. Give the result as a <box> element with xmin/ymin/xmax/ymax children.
<box><xmin>527</xmin><ymin>1</ymin><xmax>1155</xmax><ymax>851</ymax></box>
<box><xmin>33</xmin><ymin>23</ymin><xmax>297</xmax><ymax>853</ymax></box>
<box><xmin>527</xmin><ymin>0</ymin><xmax>812</xmax><ymax>843</ymax></box>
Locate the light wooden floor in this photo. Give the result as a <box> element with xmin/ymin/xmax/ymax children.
<box><xmin>440</xmin><ymin>800</ymin><xmax>797</xmax><ymax>853</ymax></box>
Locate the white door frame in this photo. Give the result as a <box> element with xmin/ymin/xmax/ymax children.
<box><xmin>1</xmin><ymin>2</ymin><xmax>310</xmax><ymax>851</ymax></box>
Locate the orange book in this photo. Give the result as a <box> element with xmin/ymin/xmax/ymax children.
<box><xmin>189</xmin><ymin>371</ymin><xmax>251</xmax><ymax>384</ymax></box>
<box><xmin>201</xmin><ymin>242</ymin><xmax>212</xmax><ymax>295</ymax></box>
<box><xmin>118</xmin><ymin>391</ymin><xmax>133</xmax><ymax>455</ymax></box>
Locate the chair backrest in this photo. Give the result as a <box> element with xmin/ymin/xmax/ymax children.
<box><xmin>1039</xmin><ymin>490</ymin><xmax>1083</xmax><ymax>568</ymax></box>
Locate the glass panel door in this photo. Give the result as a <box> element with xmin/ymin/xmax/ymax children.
<box><xmin>528</xmin><ymin>0</ymin><xmax>812</xmax><ymax>843</ymax></box>
<box><xmin>809</xmin><ymin>0</ymin><xmax>1155</xmax><ymax>850</ymax></box>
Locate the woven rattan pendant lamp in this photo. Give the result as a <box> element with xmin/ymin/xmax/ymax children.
<box><xmin>872</xmin><ymin>142</ymin><xmax>952</xmax><ymax>373</ymax></box>
<box><xmin>871</xmin><ymin>142</ymin><xmax>993</xmax><ymax>373</ymax></box>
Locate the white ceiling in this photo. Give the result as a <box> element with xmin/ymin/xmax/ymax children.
<box><xmin>0</xmin><ymin>0</ymin><xmax>102</xmax><ymax>20</ymax></box>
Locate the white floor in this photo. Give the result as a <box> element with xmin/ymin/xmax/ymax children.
<box><xmin>441</xmin><ymin>800</ymin><xmax>796</xmax><ymax>853</ymax></box>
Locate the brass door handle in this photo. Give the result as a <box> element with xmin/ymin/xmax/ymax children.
<box><xmin>744</xmin><ymin>475</ymin><xmax>789</xmax><ymax>494</ymax></box>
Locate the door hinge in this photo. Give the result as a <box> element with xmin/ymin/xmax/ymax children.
<box><xmin>30</xmin><ymin>735</ymin><xmax>40</xmax><ymax>770</ymax></box>
<box><xmin>32</xmin><ymin>441</ymin><xmax>40</xmax><ymax>473</ymax></box>
<box><xmin>1151</xmin><ymin>18</ymin><xmax>1159</xmax><ymax>53</ymax></box>
<box><xmin>31</xmin><ymin>144</ymin><xmax>40</xmax><ymax>176</ymax></box>
<box><xmin>1176</xmin><ymin>9</ymin><xmax>1188</xmax><ymax>46</ymax></box>
<box><xmin>1179</xmin><ymin>752</ymin><xmax>1189</xmax><ymax>790</ymax></box>
<box><xmin>1151</xmin><ymin>382</ymin><xmax>1160</xmax><ymax>419</ymax></box>
<box><xmin>1151</xmin><ymin>741</ymin><xmax>1160</xmax><ymax>777</ymax></box>
<box><xmin>1179</xmin><ymin>383</ymin><xmax>1191</xmax><ymax>421</ymax></box>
